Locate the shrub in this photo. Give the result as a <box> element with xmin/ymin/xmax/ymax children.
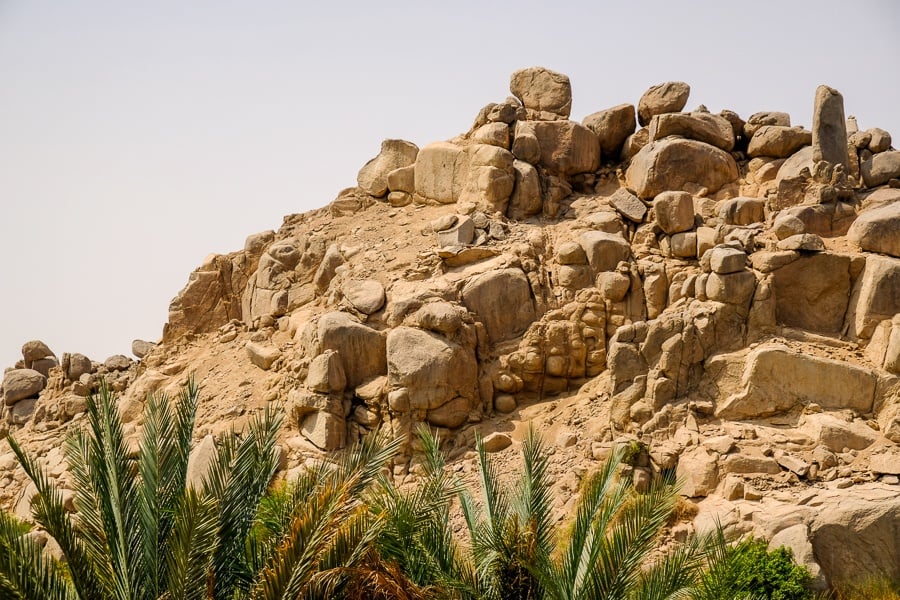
<box><xmin>697</xmin><ymin>536</ymin><xmax>814</xmax><ymax>600</ymax></box>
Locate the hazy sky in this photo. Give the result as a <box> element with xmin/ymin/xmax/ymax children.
<box><xmin>1</xmin><ymin>1</ymin><xmax>898</xmax><ymax>369</ymax></box>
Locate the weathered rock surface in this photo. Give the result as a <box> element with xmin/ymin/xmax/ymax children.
<box><xmin>357</xmin><ymin>139</ymin><xmax>419</xmax><ymax>197</ymax></box>
<box><xmin>625</xmin><ymin>138</ymin><xmax>739</xmax><ymax>199</ymax></box>
<box><xmin>637</xmin><ymin>81</ymin><xmax>690</xmax><ymax>127</ymax></box>
<box><xmin>509</xmin><ymin>66</ymin><xmax>572</xmax><ymax>118</ymax></box>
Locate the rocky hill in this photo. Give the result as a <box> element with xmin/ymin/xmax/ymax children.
<box><xmin>3</xmin><ymin>67</ymin><xmax>900</xmax><ymax>590</ymax></box>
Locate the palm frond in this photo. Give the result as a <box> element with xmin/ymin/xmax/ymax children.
<box><xmin>0</xmin><ymin>510</ymin><xmax>74</xmax><ymax>600</ymax></box>
<box><xmin>205</xmin><ymin>403</ymin><xmax>284</xmax><ymax>600</ymax></box>
<box><xmin>9</xmin><ymin>434</ymin><xmax>106</xmax><ymax>600</ymax></box>
<box><xmin>162</xmin><ymin>488</ymin><xmax>218</xmax><ymax>600</ymax></box>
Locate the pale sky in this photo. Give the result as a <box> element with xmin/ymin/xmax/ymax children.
<box><xmin>1</xmin><ymin>0</ymin><xmax>898</xmax><ymax>369</ymax></box>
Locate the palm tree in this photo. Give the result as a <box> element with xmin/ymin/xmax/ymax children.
<box><xmin>458</xmin><ymin>427</ymin><xmax>716</xmax><ymax>600</ymax></box>
<box><xmin>0</xmin><ymin>379</ymin><xmax>408</xmax><ymax>600</ymax></box>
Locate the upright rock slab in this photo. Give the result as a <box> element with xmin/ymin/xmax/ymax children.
<box><xmin>812</xmin><ymin>85</ymin><xmax>849</xmax><ymax>169</ymax></box>
<box><xmin>582</xmin><ymin>103</ymin><xmax>636</xmax><ymax>158</ymax></box>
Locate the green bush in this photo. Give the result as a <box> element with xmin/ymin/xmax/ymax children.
<box><xmin>697</xmin><ymin>537</ymin><xmax>813</xmax><ymax>600</ymax></box>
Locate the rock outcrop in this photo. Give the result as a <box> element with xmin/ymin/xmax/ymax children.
<box><xmin>3</xmin><ymin>68</ymin><xmax>899</xmax><ymax>590</ymax></box>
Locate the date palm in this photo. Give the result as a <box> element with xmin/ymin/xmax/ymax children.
<box><xmin>0</xmin><ymin>379</ymin><xmax>404</xmax><ymax>600</ymax></box>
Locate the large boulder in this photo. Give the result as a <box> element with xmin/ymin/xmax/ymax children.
<box><xmin>2</xmin><ymin>369</ymin><xmax>45</xmax><ymax>405</ymax></box>
<box><xmin>582</xmin><ymin>103</ymin><xmax>636</xmax><ymax>158</ymax></box>
<box><xmin>342</xmin><ymin>279</ymin><xmax>386</xmax><ymax>315</ymax></box>
<box><xmin>386</xmin><ymin>327</ymin><xmax>478</xmax><ymax>414</ymax></box>
<box><xmin>517</xmin><ymin>121</ymin><xmax>600</xmax><ymax>176</ymax></box>
<box><xmin>809</xmin><ymin>488</ymin><xmax>900</xmax><ymax>586</ymax></box>
<box><xmin>509</xmin><ymin>66</ymin><xmax>572</xmax><ymax>118</ymax></box>
<box><xmin>653</xmin><ymin>191</ymin><xmax>695</xmax><ymax>234</ymax></box>
<box><xmin>747</xmin><ymin>126</ymin><xmax>812</xmax><ymax>158</ymax></box>
<box><xmin>458</xmin><ymin>144</ymin><xmax>516</xmax><ymax>212</ymax></box>
<box><xmin>637</xmin><ymin>81</ymin><xmax>690</xmax><ymax>127</ymax></box>
<box><xmin>21</xmin><ymin>340</ymin><xmax>54</xmax><ymax>364</ymax></box>
<box><xmin>356</xmin><ymin>139</ymin><xmax>419</xmax><ymax>197</ymax></box>
<box><xmin>743</xmin><ymin>111</ymin><xmax>791</xmax><ymax>138</ymax></box>
<box><xmin>578</xmin><ymin>231</ymin><xmax>632</xmax><ymax>274</ymax></box>
<box><xmin>846</xmin><ymin>255</ymin><xmax>900</xmax><ymax>339</ymax></box>
<box><xmin>625</xmin><ymin>138</ymin><xmax>739</xmax><ymax>199</ymax></box>
<box><xmin>301</xmin><ymin>312</ymin><xmax>386</xmax><ymax>388</ymax></box>
<box><xmin>507</xmin><ymin>160</ymin><xmax>542</xmax><ymax>219</ymax></box>
<box><xmin>414</xmin><ymin>142</ymin><xmax>469</xmax><ymax>203</ymax></box>
<box><xmin>860</xmin><ymin>151</ymin><xmax>900</xmax><ymax>188</ymax></box>
<box><xmin>648</xmin><ymin>112</ymin><xmax>735</xmax><ymax>151</ymax></box>
<box><xmin>847</xmin><ymin>202</ymin><xmax>900</xmax><ymax>257</ymax></box>
<box><xmin>461</xmin><ymin>269</ymin><xmax>536</xmax><ymax>344</ymax></box>
<box><xmin>772</xmin><ymin>253</ymin><xmax>851</xmax><ymax>333</ymax></box>
<box><xmin>716</xmin><ymin>344</ymin><xmax>877</xmax><ymax>419</ymax></box>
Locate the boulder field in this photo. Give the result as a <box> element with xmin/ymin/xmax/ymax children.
<box><xmin>3</xmin><ymin>66</ymin><xmax>900</xmax><ymax>588</ymax></box>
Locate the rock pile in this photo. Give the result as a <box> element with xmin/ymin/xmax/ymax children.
<box><xmin>3</xmin><ymin>67</ymin><xmax>900</xmax><ymax>588</ymax></box>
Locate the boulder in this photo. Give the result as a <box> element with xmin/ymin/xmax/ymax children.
<box><xmin>582</xmin><ymin>103</ymin><xmax>636</xmax><ymax>158</ymax></box>
<box><xmin>472</xmin><ymin>122</ymin><xmax>510</xmax><ymax>148</ymax></box>
<box><xmin>747</xmin><ymin>126</ymin><xmax>812</xmax><ymax>158</ymax></box>
<box><xmin>300</xmin><ymin>411</ymin><xmax>346</xmax><ymax>450</ymax></box>
<box><xmin>721</xmin><ymin>453</ymin><xmax>781</xmax><ymax>475</ymax></box>
<box><xmin>408</xmin><ymin>302</ymin><xmax>466</xmax><ymax>337</ymax></box>
<box><xmin>386</xmin><ymin>327</ymin><xmax>478</xmax><ymax>412</ymax></box>
<box><xmin>578</xmin><ymin>231</ymin><xmax>632</xmax><ymax>274</ymax></box>
<box><xmin>848</xmin><ymin>201</ymin><xmax>900</xmax><ymax>258</ymax></box>
<box><xmin>482</xmin><ymin>432</ymin><xmax>513</xmax><ymax>452</ymax></box>
<box><xmin>610</xmin><ymin>188</ymin><xmax>647</xmax><ymax>223</ymax></box>
<box><xmin>860</xmin><ymin>151</ymin><xmax>900</xmax><ymax>188</ymax></box>
<box><xmin>426</xmin><ymin>396</ymin><xmax>471</xmax><ymax>429</ymax></box>
<box><xmin>846</xmin><ymin>255</ymin><xmax>900</xmax><ymax>339</ymax></box>
<box><xmin>342</xmin><ymin>279</ymin><xmax>386</xmax><ymax>315</ymax></box>
<box><xmin>743</xmin><ymin>111</ymin><xmax>791</xmax><ymax>138</ymax></box>
<box><xmin>245</xmin><ymin>342</ymin><xmax>280</xmax><ymax>371</ymax></box>
<box><xmin>798</xmin><ymin>413</ymin><xmax>878</xmax><ymax>453</ymax></box>
<box><xmin>637</xmin><ymin>81</ymin><xmax>690</xmax><ymax>127</ymax></box>
<box><xmin>649</xmin><ymin>112</ymin><xmax>735</xmax><ymax>151</ymax></box>
<box><xmin>313</xmin><ymin>244</ymin><xmax>344</xmax><ymax>292</ymax></box>
<box><xmin>2</xmin><ymin>369</ymin><xmax>46</xmax><ymax>405</ymax></box>
<box><xmin>776</xmin><ymin>233</ymin><xmax>825</xmax><ymax>252</ymax></box>
<box><xmin>809</xmin><ymin>489</ymin><xmax>900</xmax><ymax>585</ymax></box>
<box><xmin>653</xmin><ymin>191</ymin><xmax>694</xmax><ymax>234</ymax></box>
<box><xmin>185</xmin><ymin>435</ymin><xmax>217</xmax><ymax>489</ymax></box>
<box><xmin>675</xmin><ymin>447</ymin><xmax>718</xmax><ymax>497</ymax></box>
<box><xmin>303</xmin><ymin>312</ymin><xmax>386</xmax><ymax>388</ymax></box>
<box><xmin>21</xmin><ymin>340</ymin><xmax>54</xmax><ymax>363</ymax></box>
<box><xmin>518</xmin><ymin>120</ymin><xmax>600</xmax><ymax>176</ymax></box>
<box><xmin>459</xmin><ymin>144</ymin><xmax>516</xmax><ymax>211</ymax></box>
<box><xmin>772</xmin><ymin>253</ymin><xmax>850</xmax><ymax>333</ymax></box>
<box><xmin>507</xmin><ymin>160</ymin><xmax>542</xmax><ymax>219</ymax></box>
<box><xmin>357</xmin><ymin>139</ymin><xmax>419</xmax><ymax>197</ymax></box>
<box><xmin>414</xmin><ymin>142</ymin><xmax>468</xmax><ymax>203</ymax></box>
<box><xmin>625</xmin><ymin>138</ymin><xmax>739</xmax><ymax>199</ymax></box>
<box><xmin>461</xmin><ymin>269</ymin><xmax>535</xmax><ymax>344</ymax></box>
<box><xmin>509</xmin><ymin>66</ymin><xmax>572</xmax><ymax>118</ymax></box>
<box><xmin>104</xmin><ymin>355</ymin><xmax>131</xmax><ymax>371</ymax></box>
<box><xmin>387</xmin><ymin>164</ymin><xmax>415</xmax><ymax>194</ymax></box>
<box><xmin>131</xmin><ymin>339</ymin><xmax>156</xmax><ymax>359</ymax></box>
<box><xmin>63</xmin><ymin>352</ymin><xmax>93</xmax><ymax>381</ymax></box>
<box><xmin>719</xmin><ymin>197</ymin><xmax>765</xmax><ymax>226</ymax></box>
<box><xmin>306</xmin><ymin>350</ymin><xmax>347</xmax><ymax>394</ymax></box>
<box><xmin>708</xmin><ymin>246</ymin><xmax>747</xmax><ymax>274</ymax></box>
<box><xmin>773</xmin><ymin>214</ymin><xmax>806</xmax><ymax>240</ymax></box>
<box><xmin>716</xmin><ymin>344</ymin><xmax>877</xmax><ymax>418</ymax></box>
<box><xmin>557</xmin><ymin>241</ymin><xmax>588</xmax><ymax>265</ymax></box>
<box><xmin>705</xmin><ymin>270</ymin><xmax>756</xmax><ymax>307</ymax></box>
<box><xmin>812</xmin><ymin>85</ymin><xmax>849</xmax><ymax>169</ymax></box>
<box><xmin>867</xmin><ymin>128</ymin><xmax>892</xmax><ymax>153</ymax></box>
